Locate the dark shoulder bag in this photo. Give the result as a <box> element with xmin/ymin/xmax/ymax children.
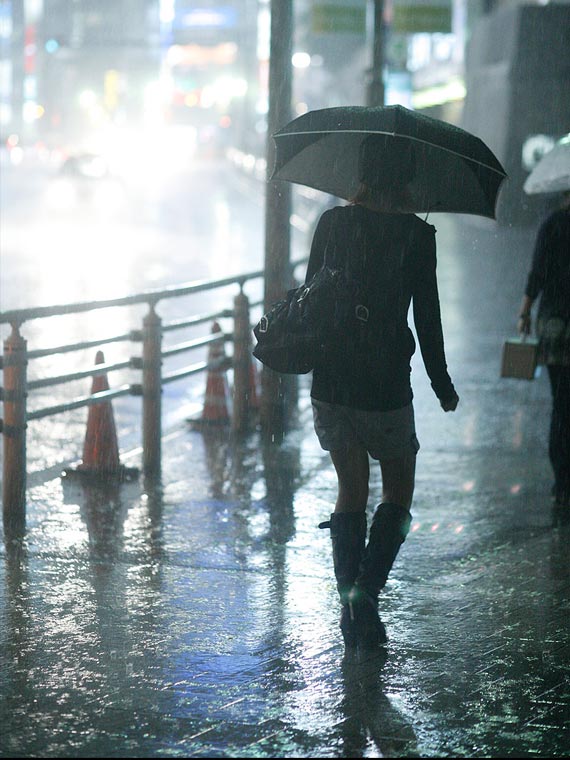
<box><xmin>252</xmin><ymin>267</ymin><xmax>340</xmax><ymax>374</ymax></box>
<box><xmin>252</xmin><ymin>216</ymin><xmax>372</xmax><ymax>374</ymax></box>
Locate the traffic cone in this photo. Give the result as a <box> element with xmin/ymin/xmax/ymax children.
<box><xmin>190</xmin><ymin>322</ymin><xmax>231</xmax><ymax>428</ymax></box>
<box><xmin>62</xmin><ymin>351</ymin><xmax>138</xmax><ymax>481</ymax></box>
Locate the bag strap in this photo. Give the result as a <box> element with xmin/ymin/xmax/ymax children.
<box><xmin>322</xmin><ymin>209</ymin><xmax>337</xmax><ymax>271</ymax></box>
<box><xmin>322</xmin><ymin>207</ymin><xmax>373</xmax><ymax>326</ymax></box>
<box><xmin>322</xmin><ymin>207</ymin><xmax>364</xmax><ymax>278</ymax></box>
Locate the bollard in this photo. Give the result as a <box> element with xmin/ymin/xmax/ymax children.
<box><xmin>2</xmin><ymin>323</ymin><xmax>27</xmax><ymax>535</ymax></box>
<box><xmin>232</xmin><ymin>290</ymin><xmax>251</xmax><ymax>435</ymax></box>
<box><xmin>142</xmin><ymin>303</ymin><xmax>162</xmax><ymax>476</ymax></box>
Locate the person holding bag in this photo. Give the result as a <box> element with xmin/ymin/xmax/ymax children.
<box><xmin>518</xmin><ymin>190</ymin><xmax>570</xmax><ymax>519</ymax></box>
<box><xmin>312</xmin><ymin>136</ymin><xmax>459</xmax><ymax>651</ymax></box>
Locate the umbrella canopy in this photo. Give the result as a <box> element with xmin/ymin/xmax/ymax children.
<box><xmin>524</xmin><ymin>134</ymin><xmax>570</xmax><ymax>195</ymax></box>
<box><xmin>271</xmin><ymin>105</ymin><xmax>507</xmax><ymax>218</ymax></box>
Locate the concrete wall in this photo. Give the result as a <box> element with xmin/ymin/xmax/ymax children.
<box><xmin>462</xmin><ymin>3</ymin><xmax>570</xmax><ymax>226</ymax></box>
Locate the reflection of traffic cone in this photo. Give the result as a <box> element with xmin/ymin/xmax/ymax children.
<box><xmin>190</xmin><ymin>322</ymin><xmax>231</xmax><ymax>428</ymax></box>
<box><xmin>62</xmin><ymin>351</ymin><xmax>138</xmax><ymax>481</ymax></box>
<box><xmin>202</xmin><ymin>427</ymin><xmax>230</xmax><ymax>498</ymax></box>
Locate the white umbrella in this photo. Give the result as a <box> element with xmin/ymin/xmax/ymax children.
<box><xmin>524</xmin><ymin>134</ymin><xmax>570</xmax><ymax>195</ymax></box>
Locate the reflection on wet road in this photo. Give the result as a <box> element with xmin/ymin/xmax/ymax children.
<box><xmin>1</xmin><ymin>391</ymin><xmax>568</xmax><ymax>758</ymax></box>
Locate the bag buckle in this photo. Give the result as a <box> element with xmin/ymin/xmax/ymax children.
<box><xmin>355</xmin><ymin>304</ymin><xmax>369</xmax><ymax>322</ymax></box>
<box><xmin>259</xmin><ymin>316</ymin><xmax>268</xmax><ymax>333</ymax></box>
<box><xmin>297</xmin><ymin>287</ymin><xmax>310</xmax><ymax>303</ymax></box>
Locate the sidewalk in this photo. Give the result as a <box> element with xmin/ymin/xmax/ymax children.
<box><xmin>1</xmin><ymin>216</ymin><xmax>569</xmax><ymax>758</ymax></box>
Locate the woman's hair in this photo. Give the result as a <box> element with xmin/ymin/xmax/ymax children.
<box><xmin>352</xmin><ymin>135</ymin><xmax>416</xmax><ymax>209</ymax></box>
<box><xmin>349</xmin><ymin>182</ymin><xmax>394</xmax><ymax>205</ymax></box>
<box><xmin>350</xmin><ymin>181</ymin><xmax>412</xmax><ymax>208</ymax></box>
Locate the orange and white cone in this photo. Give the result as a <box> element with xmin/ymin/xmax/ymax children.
<box><xmin>79</xmin><ymin>350</ymin><xmax>121</xmax><ymax>474</ymax></box>
<box><xmin>63</xmin><ymin>351</ymin><xmax>138</xmax><ymax>481</ymax></box>
<box><xmin>192</xmin><ymin>322</ymin><xmax>231</xmax><ymax>427</ymax></box>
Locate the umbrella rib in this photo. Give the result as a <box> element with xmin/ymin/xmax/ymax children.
<box><xmin>274</xmin><ymin>129</ymin><xmax>507</xmax><ymax>177</ymax></box>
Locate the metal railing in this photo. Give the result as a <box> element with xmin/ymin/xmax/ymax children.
<box><xmin>0</xmin><ymin>267</ymin><xmax>275</xmax><ymax>532</ymax></box>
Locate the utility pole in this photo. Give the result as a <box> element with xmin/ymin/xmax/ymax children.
<box><xmin>261</xmin><ymin>0</ymin><xmax>294</xmax><ymax>442</ymax></box>
<box><xmin>367</xmin><ymin>0</ymin><xmax>385</xmax><ymax>106</ymax></box>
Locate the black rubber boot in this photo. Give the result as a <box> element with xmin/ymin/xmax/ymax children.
<box><xmin>319</xmin><ymin>511</ymin><xmax>367</xmax><ymax>648</ymax></box>
<box><xmin>348</xmin><ymin>502</ymin><xmax>412</xmax><ymax>649</ymax></box>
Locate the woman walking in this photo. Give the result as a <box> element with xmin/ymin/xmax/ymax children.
<box><xmin>311</xmin><ymin>136</ymin><xmax>459</xmax><ymax>650</ymax></box>
<box><xmin>518</xmin><ymin>190</ymin><xmax>570</xmax><ymax>518</ymax></box>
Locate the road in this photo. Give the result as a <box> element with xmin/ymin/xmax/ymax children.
<box><xmin>0</xmin><ymin>150</ymin><xmax>313</xmax><ymax>479</ymax></box>
<box><xmin>1</xmin><ymin>151</ymin><xmax>272</xmax><ymax>309</ymax></box>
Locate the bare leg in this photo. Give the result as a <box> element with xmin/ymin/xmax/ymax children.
<box><xmin>379</xmin><ymin>452</ymin><xmax>416</xmax><ymax>511</ymax></box>
<box><xmin>330</xmin><ymin>444</ymin><xmax>370</xmax><ymax>513</ymax></box>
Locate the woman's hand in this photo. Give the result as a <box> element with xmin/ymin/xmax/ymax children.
<box><xmin>517</xmin><ymin>295</ymin><xmax>533</xmax><ymax>335</ymax></box>
<box><xmin>441</xmin><ymin>392</ymin><xmax>459</xmax><ymax>412</ymax></box>
<box><xmin>518</xmin><ymin>313</ymin><xmax>532</xmax><ymax>335</ymax></box>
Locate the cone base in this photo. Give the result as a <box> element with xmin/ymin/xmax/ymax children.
<box><xmin>187</xmin><ymin>416</ymin><xmax>230</xmax><ymax>431</ymax></box>
<box><xmin>61</xmin><ymin>463</ymin><xmax>140</xmax><ymax>483</ymax></box>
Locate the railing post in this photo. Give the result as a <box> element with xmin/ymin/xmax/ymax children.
<box><xmin>2</xmin><ymin>322</ymin><xmax>27</xmax><ymax>536</ymax></box>
<box><xmin>142</xmin><ymin>303</ymin><xmax>162</xmax><ymax>476</ymax></box>
<box><xmin>232</xmin><ymin>289</ymin><xmax>250</xmax><ymax>435</ymax></box>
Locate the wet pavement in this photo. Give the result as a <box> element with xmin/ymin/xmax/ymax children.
<box><xmin>1</xmin><ymin>215</ymin><xmax>570</xmax><ymax>758</ymax></box>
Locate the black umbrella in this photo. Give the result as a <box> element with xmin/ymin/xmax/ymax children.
<box><xmin>270</xmin><ymin>105</ymin><xmax>507</xmax><ymax>218</ymax></box>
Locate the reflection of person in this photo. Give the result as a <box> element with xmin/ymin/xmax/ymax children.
<box><xmin>339</xmin><ymin>652</ymin><xmax>418</xmax><ymax>756</ymax></box>
<box><xmin>311</xmin><ymin>136</ymin><xmax>459</xmax><ymax>651</ymax></box>
<box><xmin>518</xmin><ymin>191</ymin><xmax>570</xmax><ymax>514</ymax></box>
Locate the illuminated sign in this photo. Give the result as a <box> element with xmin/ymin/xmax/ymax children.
<box><xmin>311</xmin><ymin>3</ymin><xmax>366</xmax><ymax>35</ymax></box>
<box><xmin>392</xmin><ymin>1</ymin><xmax>452</xmax><ymax>34</ymax></box>
<box><xmin>175</xmin><ymin>6</ymin><xmax>237</xmax><ymax>30</ymax></box>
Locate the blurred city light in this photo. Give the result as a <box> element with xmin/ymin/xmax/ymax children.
<box><xmin>292</xmin><ymin>52</ymin><xmax>311</xmax><ymax>69</ymax></box>
<box><xmin>22</xmin><ymin>101</ymin><xmax>44</xmax><ymax>123</ymax></box>
<box><xmin>45</xmin><ymin>38</ymin><xmax>59</xmax><ymax>54</ymax></box>
<box><xmin>78</xmin><ymin>90</ymin><xmax>98</xmax><ymax>110</ymax></box>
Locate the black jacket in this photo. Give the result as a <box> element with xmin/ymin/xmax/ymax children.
<box><xmin>306</xmin><ymin>205</ymin><xmax>455</xmax><ymax>411</ymax></box>
<box><xmin>525</xmin><ymin>208</ymin><xmax>570</xmax><ymax>322</ymax></box>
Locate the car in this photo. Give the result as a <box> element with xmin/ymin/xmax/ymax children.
<box><xmin>47</xmin><ymin>152</ymin><xmax>126</xmax><ymax>212</ymax></box>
